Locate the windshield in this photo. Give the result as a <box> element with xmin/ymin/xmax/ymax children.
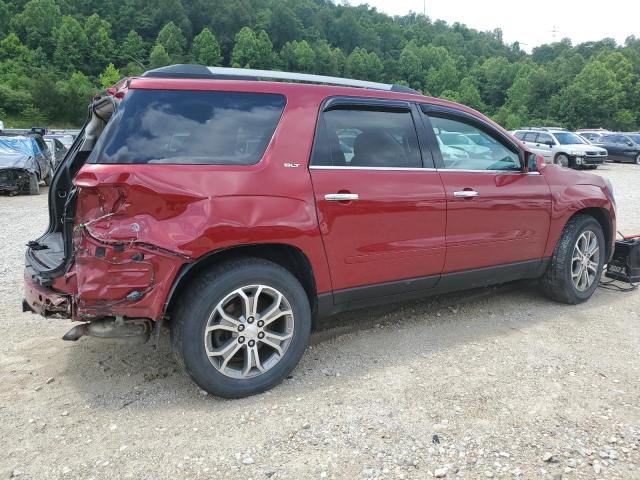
<box><xmin>553</xmin><ymin>132</ymin><xmax>587</xmax><ymax>145</ymax></box>
<box><xmin>627</xmin><ymin>134</ymin><xmax>640</xmax><ymax>144</ymax></box>
<box><xmin>0</xmin><ymin>137</ymin><xmax>35</xmax><ymax>155</ymax></box>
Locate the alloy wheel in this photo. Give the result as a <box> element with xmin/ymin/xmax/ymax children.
<box><xmin>556</xmin><ymin>154</ymin><xmax>569</xmax><ymax>168</ymax></box>
<box><xmin>203</xmin><ymin>285</ymin><xmax>294</xmax><ymax>379</ymax></box>
<box><xmin>571</xmin><ymin>230</ymin><xmax>600</xmax><ymax>291</ymax></box>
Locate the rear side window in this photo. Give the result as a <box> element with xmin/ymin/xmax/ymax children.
<box><xmin>90</xmin><ymin>90</ymin><xmax>286</xmax><ymax>165</ymax></box>
<box><xmin>513</xmin><ymin>131</ymin><xmax>526</xmax><ymax>140</ymax></box>
<box><xmin>312</xmin><ymin>108</ymin><xmax>422</xmax><ymax>168</ymax></box>
<box><xmin>523</xmin><ymin>132</ymin><xmax>538</xmax><ymax>142</ymax></box>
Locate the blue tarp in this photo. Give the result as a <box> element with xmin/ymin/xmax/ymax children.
<box><xmin>0</xmin><ymin>137</ymin><xmax>36</xmax><ymax>156</ymax></box>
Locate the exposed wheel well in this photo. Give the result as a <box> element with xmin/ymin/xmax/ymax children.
<box><xmin>568</xmin><ymin>207</ymin><xmax>613</xmax><ymax>259</ymax></box>
<box><xmin>164</xmin><ymin>244</ymin><xmax>318</xmax><ymax>321</ymax></box>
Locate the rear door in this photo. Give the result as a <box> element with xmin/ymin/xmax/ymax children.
<box><xmin>420</xmin><ymin>105</ymin><xmax>552</xmax><ymax>274</ymax></box>
<box><xmin>309</xmin><ymin>98</ymin><xmax>446</xmax><ymax>300</ymax></box>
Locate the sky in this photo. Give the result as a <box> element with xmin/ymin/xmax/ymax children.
<box><xmin>349</xmin><ymin>0</ymin><xmax>640</xmax><ymax>51</ymax></box>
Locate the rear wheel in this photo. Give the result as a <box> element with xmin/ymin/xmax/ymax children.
<box><xmin>555</xmin><ymin>153</ymin><xmax>570</xmax><ymax>168</ymax></box>
<box><xmin>171</xmin><ymin>258</ymin><xmax>311</xmax><ymax>398</ymax></box>
<box><xmin>635</xmin><ymin>153</ymin><xmax>640</xmax><ymax>165</ymax></box>
<box><xmin>541</xmin><ymin>215</ymin><xmax>605</xmax><ymax>304</ymax></box>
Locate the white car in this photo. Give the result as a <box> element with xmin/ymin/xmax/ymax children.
<box><xmin>512</xmin><ymin>128</ymin><xmax>608</xmax><ymax>169</ymax></box>
<box><xmin>438</xmin><ymin>131</ymin><xmax>492</xmax><ymax>156</ymax></box>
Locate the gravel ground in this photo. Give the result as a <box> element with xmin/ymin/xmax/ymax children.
<box><xmin>1</xmin><ymin>163</ymin><xmax>639</xmax><ymax>480</ymax></box>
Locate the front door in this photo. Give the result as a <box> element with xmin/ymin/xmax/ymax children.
<box><xmin>309</xmin><ymin>100</ymin><xmax>446</xmax><ymax>300</ymax></box>
<box><xmin>421</xmin><ymin>107</ymin><xmax>552</xmax><ymax>274</ymax></box>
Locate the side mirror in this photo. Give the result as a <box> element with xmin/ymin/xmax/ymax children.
<box><xmin>527</xmin><ymin>152</ymin><xmax>546</xmax><ymax>172</ymax></box>
<box><xmin>627</xmin><ymin>141</ymin><xmax>634</xmax><ymax>146</ymax></box>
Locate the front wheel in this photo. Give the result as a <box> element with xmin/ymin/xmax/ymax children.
<box><xmin>635</xmin><ymin>154</ymin><xmax>640</xmax><ymax>165</ymax></box>
<box><xmin>541</xmin><ymin>215</ymin><xmax>605</xmax><ymax>304</ymax></box>
<box><xmin>171</xmin><ymin>258</ymin><xmax>311</xmax><ymax>398</ymax></box>
<box><xmin>555</xmin><ymin>154</ymin><xmax>570</xmax><ymax>168</ymax></box>
<box><xmin>24</xmin><ymin>173</ymin><xmax>40</xmax><ymax>195</ymax></box>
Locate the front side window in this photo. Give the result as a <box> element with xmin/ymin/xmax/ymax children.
<box><xmin>313</xmin><ymin>108</ymin><xmax>422</xmax><ymax>168</ymax></box>
<box><xmin>428</xmin><ymin>116</ymin><xmax>521</xmax><ymax>171</ymax></box>
<box><xmin>523</xmin><ymin>132</ymin><xmax>538</xmax><ymax>142</ymax></box>
<box><xmin>90</xmin><ymin>90</ymin><xmax>286</xmax><ymax>165</ymax></box>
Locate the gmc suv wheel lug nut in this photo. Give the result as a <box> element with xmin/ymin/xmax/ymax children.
<box><xmin>247</xmin><ymin>317</ymin><xmax>254</xmax><ymax>323</ymax></box>
<box><xmin>238</xmin><ymin>336</ymin><xmax>245</xmax><ymax>344</ymax></box>
<box><xmin>238</xmin><ymin>324</ymin><xmax>245</xmax><ymax>332</ymax></box>
<box><xmin>248</xmin><ymin>340</ymin><xmax>255</xmax><ymax>347</ymax></box>
<box><xmin>258</xmin><ymin>332</ymin><xmax>265</xmax><ymax>339</ymax></box>
<box><xmin>257</xmin><ymin>320</ymin><xmax>264</xmax><ymax>327</ymax></box>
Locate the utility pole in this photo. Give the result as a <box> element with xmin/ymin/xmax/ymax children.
<box><xmin>423</xmin><ymin>0</ymin><xmax>426</xmax><ymax>16</ymax></box>
<box><xmin>551</xmin><ymin>25</ymin><xmax>559</xmax><ymax>42</ymax></box>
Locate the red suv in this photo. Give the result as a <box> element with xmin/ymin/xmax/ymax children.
<box><xmin>23</xmin><ymin>65</ymin><xmax>616</xmax><ymax>398</ymax></box>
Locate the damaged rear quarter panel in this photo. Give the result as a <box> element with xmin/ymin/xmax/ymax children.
<box><xmin>68</xmin><ymin>90</ymin><xmax>331</xmax><ymax>321</ymax></box>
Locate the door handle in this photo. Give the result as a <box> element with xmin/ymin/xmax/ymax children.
<box><xmin>325</xmin><ymin>193</ymin><xmax>359</xmax><ymax>201</ymax></box>
<box><xmin>453</xmin><ymin>190</ymin><xmax>480</xmax><ymax>198</ymax></box>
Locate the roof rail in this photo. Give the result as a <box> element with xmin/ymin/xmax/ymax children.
<box><xmin>142</xmin><ymin>64</ymin><xmax>420</xmax><ymax>94</ymax></box>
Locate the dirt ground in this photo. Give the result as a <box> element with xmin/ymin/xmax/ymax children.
<box><xmin>1</xmin><ymin>163</ymin><xmax>639</xmax><ymax>480</ymax></box>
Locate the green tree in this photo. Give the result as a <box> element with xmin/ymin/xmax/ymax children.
<box><xmin>11</xmin><ymin>0</ymin><xmax>61</xmax><ymax>55</ymax></box>
<box><xmin>55</xmin><ymin>71</ymin><xmax>97</xmax><ymax>124</ymax></box>
<box><xmin>84</xmin><ymin>14</ymin><xmax>115</xmax><ymax>74</ymax></box>
<box><xmin>313</xmin><ymin>40</ymin><xmax>344</xmax><ymax>76</ymax></box>
<box><xmin>191</xmin><ymin>27</ymin><xmax>221</xmax><ymax>66</ymax></box>
<box><xmin>344</xmin><ymin>47</ymin><xmax>383</xmax><ymax>81</ymax></box>
<box><xmin>98</xmin><ymin>63</ymin><xmax>121</xmax><ymax>89</ymax></box>
<box><xmin>53</xmin><ymin>16</ymin><xmax>88</xmax><ymax>72</ymax></box>
<box><xmin>148</xmin><ymin>43</ymin><xmax>170</xmax><ymax>69</ymax></box>
<box><xmin>280</xmin><ymin>40</ymin><xmax>315</xmax><ymax>73</ymax></box>
<box><xmin>231</xmin><ymin>27</ymin><xmax>275</xmax><ymax>69</ymax></box>
<box><xmin>0</xmin><ymin>33</ymin><xmax>31</xmax><ymax>62</ymax></box>
<box><xmin>0</xmin><ymin>0</ymin><xmax>9</xmax><ymax>37</ymax></box>
<box><xmin>552</xmin><ymin>60</ymin><xmax>624</xmax><ymax>129</ymax></box>
<box><xmin>156</xmin><ymin>21</ymin><xmax>186</xmax><ymax>63</ymax></box>
<box><xmin>268</xmin><ymin>1</ymin><xmax>303</xmax><ymax>49</ymax></box>
<box><xmin>120</xmin><ymin>30</ymin><xmax>147</xmax><ymax>67</ymax></box>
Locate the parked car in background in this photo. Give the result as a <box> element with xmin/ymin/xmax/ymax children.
<box><xmin>596</xmin><ymin>133</ymin><xmax>640</xmax><ymax>164</ymax></box>
<box><xmin>24</xmin><ymin>65</ymin><xmax>616</xmax><ymax>398</ymax></box>
<box><xmin>577</xmin><ymin>129</ymin><xmax>611</xmax><ymax>143</ymax></box>
<box><xmin>512</xmin><ymin>128</ymin><xmax>607</xmax><ymax>169</ymax></box>
<box><xmin>45</xmin><ymin>133</ymin><xmax>74</xmax><ymax>150</ymax></box>
<box><xmin>0</xmin><ymin>120</ymin><xmax>4</xmax><ymax>132</ymax></box>
<box><xmin>0</xmin><ymin>133</ymin><xmax>53</xmax><ymax>195</ymax></box>
<box><xmin>43</xmin><ymin>137</ymin><xmax>68</xmax><ymax>166</ymax></box>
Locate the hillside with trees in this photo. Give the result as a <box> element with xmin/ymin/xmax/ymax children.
<box><xmin>1</xmin><ymin>0</ymin><xmax>639</xmax><ymax>129</ymax></box>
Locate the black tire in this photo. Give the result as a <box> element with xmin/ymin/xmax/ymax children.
<box><xmin>25</xmin><ymin>173</ymin><xmax>40</xmax><ymax>195</ymax></box>
<box><xmin>635</xmin><ymin>154</ymin><xmax>640</xmax><ymax>165</ymax></box>
<box><xmin>43</xmin><ymin>164</ymin><xmax>53</xmax><ymax>186</ymax></box>
<box><xmin>540</xmin><ymin>214</ymin><xmax>605</xmax><ymax>304</ymax></box>
<box><xmin>555</xmin><ymin>153</ymin><xmax>570</xmax><ymax>168</ymax></box>
<box><xmin>171</xmin><ymin>257</ymin><xmax>311</xmax><ymax>398</ymax></box>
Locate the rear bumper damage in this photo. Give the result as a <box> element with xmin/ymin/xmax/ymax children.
<box><xmin>23</xmin><ymin>267</ymin><xmax>71</xmax><ymax>317</ymax></box>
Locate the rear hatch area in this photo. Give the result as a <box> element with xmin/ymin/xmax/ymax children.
<box><xmin>25</xmin><ymin>96</ymin><xmax>117</xmax><ymax>284</ymax></box>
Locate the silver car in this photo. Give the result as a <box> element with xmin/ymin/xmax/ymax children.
<box><xmin>511</xmin><ymin>128</ymin><xmax>607</xmax><ymax>169</ymax></box>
